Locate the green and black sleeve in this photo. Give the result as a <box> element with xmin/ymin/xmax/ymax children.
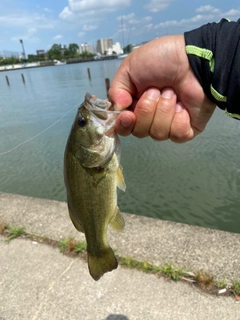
<box><xmin>184</xmin><ymin>18</ymin><xmax>240</xmax><ymax>119</ymax></box>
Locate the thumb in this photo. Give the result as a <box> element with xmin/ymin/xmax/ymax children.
<box><xmin>108</xmin><ymin>57</ymin><xmax>136</xmax><ymax>110</ymax></box>
<box><xmin>108</xmin><ymin>86</ymin><xmax>133</xmax><ymax>111</ymax></box>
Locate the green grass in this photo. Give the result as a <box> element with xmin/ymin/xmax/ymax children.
<box><xmin>119</xmin><ymin>257</ymin><xmax>186</xmax><ymax>280</ymax></box>
<box><xmin>59</xmin><ymin>237</ymin><xmax>86</xmax><ymax>254</ymax></box>
<box><xmin>215</xmin><ymin>279</ymin><xmax>227</xmax><ymax>289</ymax></box>
<box><xmin>119</xmin><ymin>256</ymin><xmax>160</xmax><ymax>273</ymax></box>
<box><xmin>232</xmin><ymin>280</ymin><xmax>240</xmax><ymax>295</ymax></box>
<box><xmin>160</xmin><ymin>263</ymin><xmax>186</xmax><ymax>281</ymax></box>
<box><xmin>74</xmin><ymin>240</ymin><xmax>87</xmax><ymax>253</ymax></box>
<box><xmin>5</xmin><ymin>226</ymin><xmax>25</xmax><ymax>242</ymax></box>
<box><xmin>59</xmin><ymin>237</ymin><xmax>69</xmax><ymax>253</ymax></box>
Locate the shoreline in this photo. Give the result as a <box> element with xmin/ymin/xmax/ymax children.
<box><xmin>0</xmin><ymin>191</ymin><xmax>240</xmax><ymax>281</ymax></box>
<box><xmin>0</xmin><ymin>56</ymin><xmax>119</xmax><ymax>72</ymax></box>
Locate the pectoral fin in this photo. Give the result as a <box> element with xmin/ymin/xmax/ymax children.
<box><xmin>110</xmin><ymin>208</ymin><xmax>125</xmax><ymax>231</ymax></box>
<box><xmin>117</xmin><ymin>165</ymin><xmax>126</xmax><ymax>192</ymax></box>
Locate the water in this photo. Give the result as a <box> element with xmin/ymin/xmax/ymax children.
<box><xmin>1</xmin><ymin>60</ymin><xmax>240</xmax><ymax>234</ymax></box>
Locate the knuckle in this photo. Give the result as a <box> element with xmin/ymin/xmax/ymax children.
<box><xmin>149</xmin><ymin>127</ymin><xmax>169</xmax><ymax>141</ymax></box>
<box><xmin>132</xmin><ymin>125</ymin><xmax>148</xmax><ymax>138</ymax></box>
<box><xmin>136</xmin><ymin>100</ymin><xmax>154</xmax><ymax>117</ymax></box>
<box><xmin>132</xmin><ymin>132</ymin><xmax>147</xmax><ymax>139</ymax></box>
<box><xmin>156</xmin><ymin>99</ymin><xmax>173</xmax><ymax>116</ymax></box>
<box><xmin>170</xmin><ymin>122</ymin><xmax>192</xmax><ymax>143</ymax></box>
<box><xmin>169</xmin><ymin>110</ymin><xmax>194</xmax><ymax>143</ymax></box>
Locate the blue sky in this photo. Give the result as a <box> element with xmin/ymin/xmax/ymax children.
<box><xmin>1</xmin><ymin>0</ymin><xmax>240</xmax><ymax>55</ymax></box>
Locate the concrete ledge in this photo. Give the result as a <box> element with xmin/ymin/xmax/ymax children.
<box><xmin>1</xmin><ymin>192</ymin><xmax>240</xmax><ymax>280</ymax></box>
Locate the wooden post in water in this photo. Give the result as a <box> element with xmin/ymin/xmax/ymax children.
<box><xmin>21</xmin><ymin>74</ymin><xmax>25</xmax><ymax>84</ymax></box>
<box><xmin>5</xmin><ymin>76</ymin><xmax>10</xmax><ymax>86</ymax></box>
<box><xmin>87</xmin><ymin>68</ymin><xmax>91</xmax><ymax>80</ymax></box>
<box><xmin>105</xmin><ymin>78</ymin><xmax>110</xmax><ymax>97</ymax></box>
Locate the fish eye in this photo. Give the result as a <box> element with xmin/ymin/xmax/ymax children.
<box><xmin>77</xmin><ymin>117</ymin><xmax>87</xmax><ymax>127</ymax></box>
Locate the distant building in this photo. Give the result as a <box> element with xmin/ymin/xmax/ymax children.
<box><xmin>79</xmin><ymin>43</ymin><xmax>96</xmax><ymax>54</ymax></box>
<box><xmin>60</xmin><ymin>44</ymin><xmax>67</xmax><ymax>54</ymax></box>
<box><xmin>96</xmin><ymin>38</ymin><xmax>113</xmax><ymax>55</ymax></box>
<box><xmin>106</xmin><ymin>42</ymin><xmax>123</xmax><ymax>55</ymax></box>
<box><xmin>36</xmin><ymin>50</ymin><xmax>46</xmax><ymax>56</ymax></box>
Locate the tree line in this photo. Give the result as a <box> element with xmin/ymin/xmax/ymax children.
<box><xmin>0</xmin><ymin>43</ymin><xmax>95</xmax><ymax>66</ymax></box>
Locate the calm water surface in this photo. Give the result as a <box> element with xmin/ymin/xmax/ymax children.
<box><xmin>1</xmin><ymin>60</ymin><xmax>240</xmax><ymax>233</ymax></box>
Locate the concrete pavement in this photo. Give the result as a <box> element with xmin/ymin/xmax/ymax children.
<box><xmin>0</xmin><ymin>192</ymin><xmax>240</xmax><ymax>319</ymax></box>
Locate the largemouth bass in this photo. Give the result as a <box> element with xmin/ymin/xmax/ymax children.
<box><xmin>64</xmin><ymin>93</ymin><xmax>126</xmax><ymax>281</ymax></box>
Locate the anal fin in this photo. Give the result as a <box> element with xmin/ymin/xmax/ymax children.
<box><xmin>110</xmin><ymin>208</ymin><xmax>125</xmax><ymax>231</ymax></box>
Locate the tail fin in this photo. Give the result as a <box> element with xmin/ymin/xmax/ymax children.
<box><xmin>88</xmin><ymin>247</ymin><xmax>118</xmax><ymax>281</ymax></box>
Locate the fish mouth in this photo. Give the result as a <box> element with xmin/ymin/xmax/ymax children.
<box><xmin>84</xmin><ymin>93</ymin><xmax>120</xmax><ymax>135</ymax></box>
<box><xmin>85</xmin><ymin>93</ymin><xmax>113</xmax><ymax>111</ymax></box>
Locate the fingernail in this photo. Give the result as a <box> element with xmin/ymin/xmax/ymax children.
<box><xmin>176</xmin><ymin>102</ymin><xmax>184</xmax><ymax>113</ymax></box>
<box><xmin>120</xmin><ymin>114</ymin><xmax>133</xmax><ymax>128</ymax></box>
<box><xmin>113</xmin><ymin>103</ymin><xmax>121</xmax><ymax>111</ymax></box>
<box><xmin>161</xmin><ymin>88</ymin><xmax>175</xmax><ymax>99</ymax></box>
<box><xmin>145</xmin><ymin>88</ymin><xmax>160</xmax><ymax>101</ymax></box>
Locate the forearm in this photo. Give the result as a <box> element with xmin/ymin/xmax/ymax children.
<box><xmin>184</xmin><ymin>18</ymin><xmax>240</xmax><ymax>119</ymax></box>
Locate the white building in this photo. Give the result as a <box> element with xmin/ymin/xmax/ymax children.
<box><xmin>79</xmin><ymin>43</ymin><xmax>96</xmax><ymax>54</ymax></box>
<box><xmin>96</xmin><ymin>38</ymin><xmax>113</xmax><ymax>55</ymax></box>
<box><xmin>106</xmin><ymin>42</ymin><xmax>123</xmax><ymax>55</ymax></box>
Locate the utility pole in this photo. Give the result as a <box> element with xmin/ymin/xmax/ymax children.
<box><xmin>19</xmin><ymin>39</ymin><xmax>26</xmax><ymax>60</ymax></box>
<box><xmin>121</xmin><ymin>16</ymin><xmax>124</xmax><ymax>53</ymax></box>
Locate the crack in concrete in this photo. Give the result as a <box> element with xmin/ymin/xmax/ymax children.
<box><xmin>31</xmin><ymin>259</ymin><xmax>77</xmax><ymax>320</ymax></box>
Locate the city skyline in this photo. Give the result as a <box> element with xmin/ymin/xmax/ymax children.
<box><xmin>1</xmin><ymin>38</ymin><xmax>123</xmax><ymax>59</ymax></box>
<box><xmin>1</xmin><ymin>0</ymin><xmax>240</xmax><ymax>56</ymax></box>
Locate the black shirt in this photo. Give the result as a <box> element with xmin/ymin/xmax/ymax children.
<box><xmin>184</xmin><ymin>18</ymin><xmax>240</xmax><ymax>119</ymax></box>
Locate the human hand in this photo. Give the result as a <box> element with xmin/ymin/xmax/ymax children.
<box><xmin>109</xmin><ymin>35</ymin><xmax>216</xmax><ymax>143</ymax></box>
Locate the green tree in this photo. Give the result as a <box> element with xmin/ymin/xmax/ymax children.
<box><xmin>123</xmin><ymin>44</ymin><xmax>132</xmax><ymax>53</ymax></box>
<box><xmin>80</xmin><ymin>50</ymin><xmax>89</xmax><ymax>58</ymax></box>
<box><xmin>64</xmin><ymin>49</ymin><xmax>71</xmax><ymax>59</ymax></box>
<box><xmin>68</xmin><ymin>43</ymin><xmax>79</xmax><ymax>54</ymax></box>
<box><xmin>47</xmin><ymin>44</ymin><xmax>62</xmax><ymax>60</ymax></box>
<box><xmin>0</xmin><ymin>56</ymin><xmax>20</xmax><ymax>66</ymax></box>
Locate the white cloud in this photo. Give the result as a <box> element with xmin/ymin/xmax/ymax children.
<box><xmin>145</xmin><ymin>23</ymin><xmax>153</xmax><ymax>30</ymax></box>
<box><xmin>59</xmin><ymin>7</ymin><xmax>75</xmax><ymax>20</ymax></box>
<box><xmin>53</xmin><ymin>34</ymin><xmax>63</xmax><ymax>40</ymax></box>
<box><xmin>117</xmin><ymin>14</ymin><xmax>152</xmax><ymax>25</ymax></box>
<box><xmin>145</xmin><ymin>0</ymin><xmax>175</xmax><ymax>13</ymax></box>
<box><xmin>83</xmin><ymin>24</ymin><xmax>98</xmax><ymax>31</ymax></box>
<box><xmin>223</xmin><ymin>8</ymin><xmax>240</xmax><ymax>18</ymax></box>
<box><xmin>68</xmin><ymin>0</ymin><xmax>130</xmax><ymax>12</ymax></box>
<box><xmin>196</xmin><ymin>5</ymin><xmax>220</xmax><ymax>14</ymax></box>
<box><xmin>117</xmin><ymin>13</ymin><xmax>135</xmax><ymax>21</ymax></box>
<box><xmin>60</xmin><ymin>0</ymin><xmax>131</xmax><ymax>22</ymax></box>
<box><xmin>154</xmin><ymin>14</ymin><xmax>214</xmax><ymax>30</ymax></box>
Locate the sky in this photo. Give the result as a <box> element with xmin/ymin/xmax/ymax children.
<box><xmin>1</xmin><ymin>0</ymin><xmax>240</xmax><ymax>56</ymax></box>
